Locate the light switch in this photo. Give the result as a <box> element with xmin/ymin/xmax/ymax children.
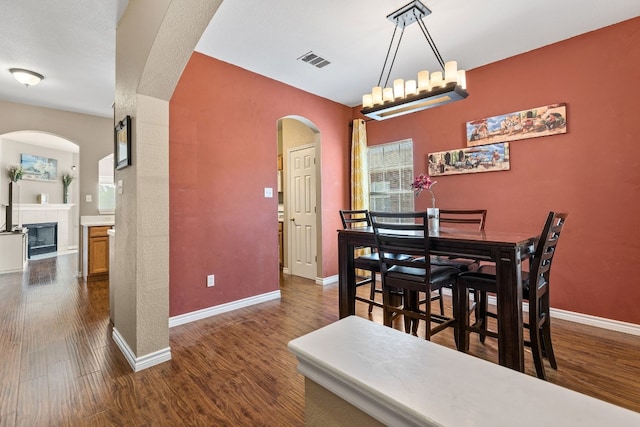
<box><xmin>85</xmin><ymin>194</ymin><xmax>92</xmax><ymax>203</ymax></box>
<box><xmin>117</xmin><ymin>180</ymin><xmax>123</xmax><ymax>194</ymax></box>
<box><xmin>264</xmin><ymin>187</ymin><xmax>273</xmax><ymax>198</ymax></box>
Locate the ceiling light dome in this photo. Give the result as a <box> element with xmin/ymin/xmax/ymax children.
<box><xmin>9</xmin><ymin>68</ymin><xmax>44</xmax><ymax>87</ymax></box>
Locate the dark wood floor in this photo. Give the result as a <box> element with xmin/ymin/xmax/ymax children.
<box><xmin>1</xmin><ymin>255</ymin><xmax>639</xmax><ymax>426</ymax></box>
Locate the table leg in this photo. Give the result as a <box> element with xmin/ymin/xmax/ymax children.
<box><xmin>454</xmin><ymin>279</ymin><xmax>469</xmax><ymax>352</ymax></box>
<box><xmin>496</xmin><ymin>247</ymin><xmax>525</xmax><ymax>372</ymax></box>
<box><xmin>338</xmin><ymin>232</ymin><xmax>356</xmax><ymax>318</ymax></box>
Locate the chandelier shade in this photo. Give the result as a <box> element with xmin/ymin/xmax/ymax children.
<box><xmin>361</xmin><ymin>0</ymin><xmax>468</xmax><ymax>120</ymax></box>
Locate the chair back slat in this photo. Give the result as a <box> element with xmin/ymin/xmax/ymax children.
<box><xmin>529</xmin><ymin>212</ymin><xmax>568</xmax><ymax>296</ymax></box>
<box><xmin>339</xmin><ymin>209</ymin><xmax>371</xmax><ymax>229</ymax></box>
<box><xmin>370</xmin><ymin>211</ymin><xmax>431</xmax><ymax>284</ymax></box>
<box><xmin>439</xmin><ymin>209</ymin><xmax>487</xmax><ymax>231</ymax></box>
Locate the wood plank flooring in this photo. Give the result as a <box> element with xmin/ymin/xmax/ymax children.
<box><xmin>1</xmin><ymin>254</ymin><xmax>639</xmax><ymax>426</ymax></box>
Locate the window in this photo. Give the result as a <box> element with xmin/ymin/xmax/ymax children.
<box><xmin>368</xmin><ymin>139</ymin><xmax>414</xmax><ymax>212</ymax></box>
<box><xmin>98</xmin><ymin>154</ymin><xmax>115</xmax><ymax>214</ymax></box>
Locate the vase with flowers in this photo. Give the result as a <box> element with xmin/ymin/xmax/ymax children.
<box><xmin>411</xmin><ymin>173</ymin><xmax>439</xmax><ymax>232</ymax></box>
<box><xmin>8</xmin><ymin>165</ymin><xmax>24</xmax><ymax>183</ymax></box>
<box><xmin>62</xmin><ymin>172</ymin><xmax>74</xmax><ymax>204</ymax></box>
<box><xmin>410</xmin><ymin>174</ymin><xmax>437</xmax><ymax>208</ymax></box>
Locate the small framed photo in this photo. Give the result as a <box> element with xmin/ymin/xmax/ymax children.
<box><xmin>115</xmin><ymin>115</ymin><xmax>132</xmax><ymax>170</ymax></box>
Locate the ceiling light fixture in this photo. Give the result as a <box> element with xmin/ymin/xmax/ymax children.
<box><xmin>9</xmin><ymin>68</ymin><xmax>44</xmax><ymax>87</ymax></box>
<box><xmin>361</xmin><ymin>0</ymin><xmax>468</xmax><ymax>121</ymax></box>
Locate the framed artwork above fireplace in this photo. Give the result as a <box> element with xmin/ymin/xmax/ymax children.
<box><xmin>20</xmin><ymin>153</ymin><xmax>58</xmax><ymax>182</ymax></box>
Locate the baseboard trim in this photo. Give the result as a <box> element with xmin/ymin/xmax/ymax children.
<box><xmin>317</xmin><ymin>274</ymin><xmax>338</xmax><ymax>286</ymax></box>
<box><xmin>168</xmin><ymin>290</ymin><xmax>281</xmax><ymax>328</ymax></box>
<box><xmin>112</xmin><ymin>327</ymin><xmax>172</xmax><ymax>372</ymax></box>
<box><xmin>548</xmin><ymin>307</ymin><xmax>640</xmax><ymax>336</ymax></box>
<box><xmin>475</xmin><ymin>292</ymin><xmax>640</xmax><ymax>336</ymax></box>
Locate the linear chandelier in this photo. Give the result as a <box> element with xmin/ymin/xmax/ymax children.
<box><xmin>361</xmin><ymin>0</ymin><xmax>468</xmax><ymax>121</ymax></box>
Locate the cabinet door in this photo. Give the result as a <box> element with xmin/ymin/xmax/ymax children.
<box><xmin>90</xmin><ymin>226</ymin><xmax>111</xmax><ymax>238</ymax></box>
<box><xmin>89</xmin><ymin>236</ymin><xmax>109</xmax><ymax>275</ymax></box>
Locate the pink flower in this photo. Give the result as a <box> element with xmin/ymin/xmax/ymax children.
<box><xmin>410</xmin><ymin>174</ymin><xmax>436</xmax><ymax>194</ymax></box>
<box><xmin>410</xmin><ymin>174</ymin><xmax>437</xmax><ymax>208</ymax></box>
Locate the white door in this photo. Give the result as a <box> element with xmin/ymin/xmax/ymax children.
<box><xmin>288</xmin><ymin>145</ymin><xmax>317</xmax><ymax>280</ymax></box>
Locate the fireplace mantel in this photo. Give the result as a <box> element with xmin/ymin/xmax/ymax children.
<box><xmin>14</xmin><ymin>204</ymin><xmax>75</xmax><ymax>211</ymax></box>
<box><xmin>11</xmin><ymin>204</ymin><xmax>77</xmax><ymax>253</ymax></box>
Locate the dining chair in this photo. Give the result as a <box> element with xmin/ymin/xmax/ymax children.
<box><xmin>456</xmin><ymin>211</ymin><xmax>568</xmax><ymax>380</ymax></box>
<box><xmin>429</xmin><ymin>209</ymin><xmax>488</xmax><ymax>315</ymax></box>
<box><xmin>339</xmin><ymin>209</ymin><xmax>388</xmax><ymax>313</ymax></box>
<box><xmin>439</xmin><ymin>209</ymin><xmax>487</xmax><ymax>230</ymax></box>
<box><xmin>369</xmin><ymin>211</ymin><xmax>460</xmax><ymax>340</ymax></box>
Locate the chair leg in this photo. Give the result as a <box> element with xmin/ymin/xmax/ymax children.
<box><xmin>382</xmin><ymin>288</ymin><xmax>392</xmax><ymax>328</ymax></box>
<box><xmin>473</xmin><ymin>290</ymin><xmax>481</xmax><ymax>325</ymax></box>
<box><xmin>368</xmin><ymin>273</ymin><xmax>376</xmax><ymax>314</ymax></box>
<box><xmin>406</xmin><ymin>291</ymin><xmax>419</xmax><ymax>335</ymax></box>
<box><xmin>455</xmin><ymin>279</ymin><xmax>470</xmax><ymax>352</ymax></box>
<box><xmin>540</xmin><ymin>296</ymin><xmax>557</xmax><ymax>369</ymax></box>
<box><xmin>438</xmin><ymin>287</ymin><xmax>445</xmax><ymax>315</ymax></box>
<box><xmin>541</xmin><ymin>323</ymin><xmax>557</xmax><ymax>369</ymax></box>
<box><xmin>478</xmin><ymin>291</ymin><xmax>488</xmax><ymax>344</ymax></box>
<box><xmin>423</xmin><ymin>290</ymin><xmax>432</xmax><ymax>341</ymax></box>
<box><xmin>451</xmin><ymin>283</ymin><xmax>459</xmax><ymax>349</ymax></box>
<box><xmin>529</xmin><ymin>304</ymin><xmax>547</xmax><ymax>380</ymax></box>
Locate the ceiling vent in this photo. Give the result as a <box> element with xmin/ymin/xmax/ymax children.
<box><xmin>298</xmin><ymin>51</ymin><xmax>331</xmax><ymax>68</ymax></box>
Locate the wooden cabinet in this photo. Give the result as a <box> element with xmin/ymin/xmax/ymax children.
<box><xmin>83</xmin><ymin>225</ymin><xmax>111</xmax><ymax>282</ymax></box>
<box><xmin>278</xmin><ymin>221</ymin><xmax>283</xmax><ymax>268</ymax></box>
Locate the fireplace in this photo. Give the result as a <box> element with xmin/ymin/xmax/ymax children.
<box><xmin>24</xmin><ymin>222</ymin><xmax>58</xmax><ymax>258</ymax></box>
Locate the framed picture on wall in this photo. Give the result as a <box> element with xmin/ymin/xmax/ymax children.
<box><xmin>20</xmin><ymin>153</ymin><xmax>58</xmax><ymax>181</ymax></box>
<box><xmin>466</xmin><ymin>103</ymin><xmax>567</xmax><ymax>147</ymax></box>
<box><xmin>114</xmin><ymin>115</ymin><xmax>132</xmax><ymax>170</ymax></box>
<box><xmin>428</xmin><ymin>142</ymin><xmax>510</xmax><ymax>177</ymax></box>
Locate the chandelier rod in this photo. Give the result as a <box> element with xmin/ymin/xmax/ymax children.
<box><xmin>382</xmin><ymin>27</ymin><xmax>406</xmax><ymax>88</ymax></box>
<box><xmin>416</xmin><ymin>18</ymin><xmax>445</xmax><ymax>70</ymax></box>
<box><xmin>377</xmin><ymin>25</ymin><xmax>400</xmax><ymax>88</ymax></box>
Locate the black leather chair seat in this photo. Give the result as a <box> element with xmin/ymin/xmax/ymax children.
<box><xmin>358</xmin><ymin>252</ymin><xmax>412</xmax><ymax>262</ymax></box>
<box><xmin>430</xmin><ymin>255</ymin><xmax>480</xmax><ymax>272</ymax></box>
<box><xmin>459</xmin><ymin>265</ymin><xmax>544</xmax><ymax>295</ymax></box>
<box><xmin>387</xmin><ymin>264</ymin><xmax>460</xmax><ymax>287</ymax></box>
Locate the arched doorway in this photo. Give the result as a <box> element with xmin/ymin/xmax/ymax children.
<box><xmin>0</xmin><ymin>131</ymin><xmax>80</xmax><ymax>257</ymax></box>
<box><xmin>277</xmin><ymin>116</ymin><xmax>322</xmax><ymax>282</ymax></box>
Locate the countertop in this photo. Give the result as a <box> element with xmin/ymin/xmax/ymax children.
<box><xmin>80</xmin><ymin>215</ymin><xmax>115</xmax><ymax>227</ymax></box>
<box><xmin>0</xmin><ymin>228</ymin><xmax>28</xmax><ymax>236</ymax></box>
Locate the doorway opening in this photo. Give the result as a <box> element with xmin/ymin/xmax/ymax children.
<box><xmin>277</xmin><ymin>116</ymin><xmax>322</xmax><ymax>282</ymax></box>
<box><xmin>0</xmin><ymin>131</ymin><xmax>80</xmax><ymax>258</ymax></box>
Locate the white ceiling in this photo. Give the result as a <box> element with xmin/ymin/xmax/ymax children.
<box><xmin>1</xmin><ymin>0</ymin><xmax>639</xmax><ymax>119</ymax></box>
<box><xmin>0</xmin><ymin>0</ymin><xmax>129</xmax><ymax>118</ymax></box>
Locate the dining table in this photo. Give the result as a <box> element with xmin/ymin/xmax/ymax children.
<box><xmin>337</xmin><ymin>225</ymin><xmax>537</xmax><ymax>373</ymax></box>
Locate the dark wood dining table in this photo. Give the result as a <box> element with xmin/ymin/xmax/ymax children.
<box><xmin>337</xmin><ymin>225</ymin><xmax>537</xmax><ymax>373</ymax></box>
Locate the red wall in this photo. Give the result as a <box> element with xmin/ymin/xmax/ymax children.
<box><xmin>359</xmin><ymin>17</ymin><xmax>640</xmax><ymax>324</ymax></box>
<box><xmin>171</xmin><ymin>18</ymin><xmax>640</xmax><ymax>325</ymax></box>
<box><xmin>169</xmin><ymin>53</ymin><xmax>350</xmax><ymax>316</ymax></box>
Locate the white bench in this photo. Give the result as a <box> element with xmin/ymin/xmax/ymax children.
<box><xmin>288</xmin><ymin>316</ymin><xmax>640</xmax><ymax>427</ymax></box>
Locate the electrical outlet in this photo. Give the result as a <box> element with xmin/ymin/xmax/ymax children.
<box><xmin>207</xmin><ymin>274</ymin><xmax>215</xmax><ymax>287</ymax></box>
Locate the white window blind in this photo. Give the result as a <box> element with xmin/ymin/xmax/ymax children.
<box><xmin>368</xmin><ymin>139</ymin><xmax>414</xmax><ymax>213</ymax></box>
